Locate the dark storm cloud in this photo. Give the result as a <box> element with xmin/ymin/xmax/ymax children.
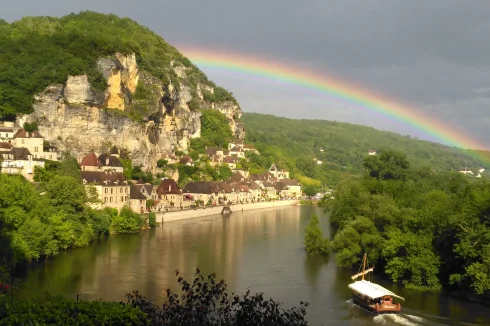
<box><xmin>2</xmin><ymin>0</ymin><xmax>490</xmax><ymax>147</ymax></box>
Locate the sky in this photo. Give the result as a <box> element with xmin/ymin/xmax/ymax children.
<box><xmin>3</xmin><ymin>0</ymin><xmax>490</xmax><ymax>149</ymax></box>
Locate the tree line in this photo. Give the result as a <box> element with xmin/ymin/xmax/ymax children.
<box><xmin>321</xmin><ymin>150</ymin><xmax>490</xmax><ymax>301</ymax></box>
<box><xmin>242</xmin><ymin>113</ymin><xmax>490</xmax><ymax>192</ymax></box>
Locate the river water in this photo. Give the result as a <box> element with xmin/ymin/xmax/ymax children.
<box><xmin>21</xmin><ymin>206</ymin><xmax>490</xmax><ymax>326</ymax></box>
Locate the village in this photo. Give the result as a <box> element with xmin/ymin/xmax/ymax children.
<box><xmin>0</xmin><ymin>121</ymin><xmax>303</xmax><ymax>215</ymax></box>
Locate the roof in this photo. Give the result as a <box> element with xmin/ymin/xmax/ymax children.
<box><xmin>205</xmin><ymin>147</ymin><xmax>222</xmax><ymax>155</ymax></box>
<box><xmin>13</xmin><ymin>129</ymin><xmax>43</xmax><ymax>138</ymax></box>
<box><xmin>0</xmin><ymin>128</ymin><xmax>14</xmax><ymax>133</ymax></box>
<box><xmin>179</xmin><ymin>156</ymin><xmax>193</xmax><ymax>164</ymax></box>
<box><xmin>110</xmin><ymin>146</ymin><xmax>119</xmax><ymax>155</ymax></box>
<box><xmin>230</xmin><ymin>146</ymin><xmax>242</xmax><ymax>152</ymax></box>
<box><xmin>80</xmin><ymin>152</ymin><xmax>102</xmax><ymax>167</ymax></box>
<box><xmin>98</xmin><ymin>153</ymin><xmax>123</xmax><ymax>167</ymax></box>
<box><xmin>0</xmin><ymin>142</ymin><xmax>13</xmax><ymax>150</ymax></box>
<box><xmin>1</xmin><ymin>147</ymin><xmax>34</xmax><ymax>160</ymax></box>
<box><xmin>183</xmin><ymin>181</ymin><xmax>222</xmax><ymax>194</ymax></box>
<box><xmin>81</xmin><ymin>171</ymin><xmax>127</xmax><ymax>186</ymax></box>
<box><xmin>224</xmin><ymin>156</ymin><xmax>239</xmax><ymax>163</ymax></box>
<box><xmin>130</xmin><ymin>185</ymin><xmax>148</xmax><ymax>200</ymax></box>
<box><xmin>348</xmin><ymin>280</ymin><xmax>404</xmax><ymax>301</ymax></box>
<box><xmin>157</xmin><ymin>179</ymin><xmax>182</xmax><ymax>195</ymax></box>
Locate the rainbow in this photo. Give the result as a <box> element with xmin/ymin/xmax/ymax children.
<box><xmin>178</xmin><ymin>46</ymin><xmax>489</xmax><ymax>158</ymax></box>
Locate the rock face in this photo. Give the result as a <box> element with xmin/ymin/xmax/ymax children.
<box><xmin>17</xmin><ymin>53</ymin><xmax>244</xmax><ymax>172</ymax></box>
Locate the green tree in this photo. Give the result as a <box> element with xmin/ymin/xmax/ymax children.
<box><xmin>304</xmin><ymin>214</ymin><xmax>331</xmax><ymax>255</ymax></box>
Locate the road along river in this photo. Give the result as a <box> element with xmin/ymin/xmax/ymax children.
<box><xmin>21</xmin><ymin>206</ymin><xmax>490</xmax><ymax>325</ymax></box>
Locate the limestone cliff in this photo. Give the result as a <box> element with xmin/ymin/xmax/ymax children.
<box><xmin>17</xmin><ymin>53</ymin><xmax>244</xmax><ymax>172</ymax></box>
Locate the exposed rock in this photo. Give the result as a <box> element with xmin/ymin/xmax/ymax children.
<box><xmin>63</xmin><ymin>75</ymin><xmax>103</xmax><ymax>105</ymax></box>
<box><xmin>17</xmin><ymin>52</ymin><xmax>243</xmax><ymax>172</ymax></box>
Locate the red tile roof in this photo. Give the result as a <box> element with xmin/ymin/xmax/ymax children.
<box><xmin>80</xmin><ymin>152</ymin><xmax>102</xmax><ymax>167</ymax></box>
<box><xmin>13</xmin><ymin>129</ymin><xmax>43</xmax><ymax>138</ymax></box>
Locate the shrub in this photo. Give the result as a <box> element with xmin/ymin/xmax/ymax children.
<box><xmin>0</xmin><ymin>294</ymin><xmax>149</xmax><ymax>325</ymax></box>
<box><xmin>148</xmin><ymin>212</ymin><xmax>157</xmax><ymax>228</ymax></box>
<box><xmin>126</xmin><ymin>267</ymin><xmax>308</xmax><ymax>325</ymax></box>
<box><xmin>111</xmin><ymin>207</ymin><xmax>144</xmax><ymax>234</ymax></box>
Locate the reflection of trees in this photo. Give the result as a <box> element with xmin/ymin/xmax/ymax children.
<box><xmin>304</xmin><ymin>254</ymin><xmax>329</xmax><ymax>293</ymax></box>
<box><xmin>22</xmin><ymin>207</ymin><xmax>303</xmax><ymax>304</ymax></box>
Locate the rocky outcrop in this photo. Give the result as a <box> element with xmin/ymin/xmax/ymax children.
<box><xmin>17</xmin><ymin>53</ymin><xmax>243</xmax><ymax>172</ymax></box>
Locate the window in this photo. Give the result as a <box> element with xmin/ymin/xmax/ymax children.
<box><xmin>120</xmin><ymin>188</ymin><xmax>123</xmax><ymax>193</ymax></box>
<box><xmin>105</xmin><ymin>188</ymin><xmax>108</xmax><ymax>194</ymax></box>
<box><xmin>104</xmin><ymin>197</ymin><xmax>107</xmax><ymax>202</ymax></box>
<box><xmin>21</xmin><ymin>139</ymin><xmax>25</xmax><ymax>144</ymax></box>
<box><xmin>121</xmin><ymin>196</ymin><xmax>123</xmax><ymax>202</ymax></box>
<box><xmin>110</xmin><ymin>197</ymin><xmax>113</xmax><ymax>202</ymax></box>
<box><xmin>111</xmin><ymin>188</ymin><xmax>113</xmax><ymax>194</ymax></box>
<box><xmin>34</xmin><ymin>147</ymin><xmax>38</xmax><ymax>152</ymax></box>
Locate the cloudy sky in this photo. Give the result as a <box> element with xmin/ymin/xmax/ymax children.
<box><xmin>3</xmin><ymin>0</ymin><xmax>490</xmax><ymax>148</ymax></box>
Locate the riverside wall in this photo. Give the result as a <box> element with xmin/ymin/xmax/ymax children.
<box><xmin>154</xmin><ymin>200</ymin><xmax>299</xmax><ymax>224</ymax></box>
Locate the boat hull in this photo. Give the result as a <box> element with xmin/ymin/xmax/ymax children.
<box><xmin>352</xmin><ymin>293</ymin><xmax>401</xmax><ymax>315</ymax></box>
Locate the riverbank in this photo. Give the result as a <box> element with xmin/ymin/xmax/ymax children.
<box><xmin>154</xmin><ymin>200</ymin><xmax>299</xmax><ymax>224</ymax></box>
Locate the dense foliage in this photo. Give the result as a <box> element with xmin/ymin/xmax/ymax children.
<box><xmin>127</xmin><ymin>267</ymin><xmax>308</xmax><ymax>325</ymax></box>
<box><xmin>304</xmin><ymin>214</ymin><xmax>330</xmax><ymax>255</ymax></box>
<box><xmin>243</xmin><ymin>113</ymin><xmax>490</xmax><ymax>187</ymax></box>
<box><xmin>323</xmin><ymin>150</ymin><xmax>490</xmax><ymax>300</ymax></box>
<box><xmin>0</xmin><ymin>11</ymin><xmax>236</xmax><ymax>120</ymax></box>
<box><xmin>0</xmin><ymin>294</ymin><xmax>150</xmax><ymax>325</ymax></box>
<box><xmin>191</xmin><ymin>109</ymin><xmax>234</xmax><ymax>150</ymax></box>
<box><xmin>0</xmin><ymin>168</ymin><xmax>145</xmax><ymax>270</ymax></box>
<box><xmin>0</xmin><ymin>268</ymin><xmax>307</xmax><ymax>325</ymax></box>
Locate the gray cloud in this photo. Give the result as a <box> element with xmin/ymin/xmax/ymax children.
<box><xmin>2</xmin><ymin>0</ymin><xmax>490</xmax><ymax>148</ymax></box>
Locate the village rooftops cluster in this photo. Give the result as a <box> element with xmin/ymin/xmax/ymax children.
<box><xmin>0</xmin><ymin>122</ymin><xmax>62</xmax><ymax>180</ymax></box>
<box><xmin>78</xmin><ymin>149</ymin><xmax>302</xmax><ymax>213</ymax></box>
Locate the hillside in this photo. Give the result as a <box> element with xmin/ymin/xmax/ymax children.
<box><xmin>0</xmin><ymin>12</ymin><xmax>243</xmax><ymax>169</ymax></box>
<box><xmin>242</xmin><ymin>113</ymin><xmax>490</xmax><ymax>186</ymax></box>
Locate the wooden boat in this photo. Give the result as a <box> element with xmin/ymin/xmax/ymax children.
<box><xmin>348</xmin><ymin>253</ymin><xmax>404</xmax><ymax>314</ymax></box>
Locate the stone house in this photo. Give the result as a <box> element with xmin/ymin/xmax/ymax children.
<box><xmin>275</xmin><ymin>179</ymin><xmax>302</xmax><ymax>198</ymax></box>
<box><xmin>268</xmin><ymin>164</ymin><xmax>289</xmax><ymax>180</ymax></box>
<box><xmin>183</xmin><ymin>181</ymin><xmax>225</xmax><ymax>206</ymax></box>
<box><xmin>81</xmin><ymin>171</ymin><xmax>130</xmax><ymax>211</ymax></box>
<box><xmin>0</xmin><ymin>147</ymin><xmax>45</xmax><ymax>181</ymax></box>
<box><xmin>13</xmin><ymin>129</ymin><xmax>60</xmax><ymax>161</ymax></box>
<box><xmin>228</xmin><ymin>146</ymin><xmax>245</xmax><ymax>159</ymax></box>
<box><xmin>0</xmin><ymin>121</ymin><xmax>15</xmax><ymax>141</ymax></box>
<box><xmin>263</xmin><ymin>181</ymin><xmax>278</xmax><ymax>200</ymax></box>
<box><xmin>156</xmin><ymin>178</ymin><xmax>188</xmax><ymax>210</ymax></box>
<box><xmin>98</xmin><ymin>153</ymin><xmax>124</xmax><ymax>173</ymax></box>
<box><xmin>224</xmin><ymin>156</ymin><xmax>240</xmax><ymax>169</ymax></box>
<box><xmin>129</xmin><ymin>185</ymin><xmax>148</xmax><ymax>213</ymax></box>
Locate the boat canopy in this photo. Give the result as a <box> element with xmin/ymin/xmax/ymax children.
<box><xmin>348</xmin><ymin>280</ymin><xmax>405</xmax><ymax>301</ymax></box>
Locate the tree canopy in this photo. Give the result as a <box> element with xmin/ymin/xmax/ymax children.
<box><xmin>243</xmin><ymin>113</ymin><xmax>490</xmax><ymax>187</ymax></box>
<box><xmin>0</xmin><ymin>11</ymin><xmax>236</xmax><ymax>120</ymax></box>
<box><xmin>322</xmin><ymin>150</ymin><xmax>490</xmax><ymax>300</ymax></box>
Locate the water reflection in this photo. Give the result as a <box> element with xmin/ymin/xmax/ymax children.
<box><xmin>21</xmin><ymin>206</ymin><xmax>490</xmax><ymax>326</ymax></box>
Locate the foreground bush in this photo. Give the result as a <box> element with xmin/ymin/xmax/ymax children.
<box><xmin>127</xmin><ymin>267</ymin><xmax>309</xmax><ymax>325</ymax></box>
<box><xmin>0</xmin><ymin>294</ymin><xmax>150</xmax><ymax>325</ymax></box>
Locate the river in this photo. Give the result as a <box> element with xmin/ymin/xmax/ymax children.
<box><xmin>21</xmin><ymin>206</ymin><xmax>490</xmax><ymax>326</ymax></box>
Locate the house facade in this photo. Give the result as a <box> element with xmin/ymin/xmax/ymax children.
<box><xmin>81</xmin><ymin>170</ymin><xmax>130</xmax><ymax>211</ymax></box>
<box><xmin>0</xmin><ymin>147</ymin><xmax>44</xmax><ymax>181</ymax></box>
<box><xmin>13</xmin><ymin>129</ymin><xmax>60</xmax><ymax>161</ymax></box>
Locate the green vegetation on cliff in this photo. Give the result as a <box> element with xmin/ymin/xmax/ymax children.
<box><xmin>0</xmin><ymin>11</ymin><xmax>236</xmax><ymax>120</ymax></box>
<box><xmin>243</xmin><ymin>113</ymin><xmax>490</xmax><ymax>187</ymax></box>
<box><xmin>322</xmin><ymin>150</ymin><xmax>490</xmax><ymax>300</ymax></box>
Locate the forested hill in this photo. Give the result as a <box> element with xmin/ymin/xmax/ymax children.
<box><xmin>242</xmin><ymin>113</ymin><xmax>489</xmax><ymax>185</ymax></box>
<box><xmin>0</xmin><ymin>11</ymin><xmax>236</xmax><ymax>120</ymax></box>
